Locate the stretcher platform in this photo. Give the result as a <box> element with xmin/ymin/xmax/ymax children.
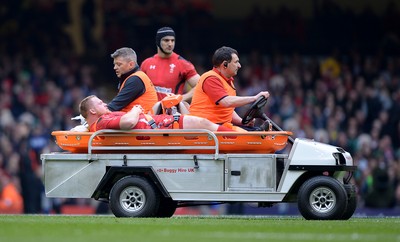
<box><xmin>52</xmin><ymin>129</ymin><xmax>293</xmax><ymax>155</ymax></box>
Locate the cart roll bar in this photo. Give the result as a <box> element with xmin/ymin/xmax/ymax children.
<box><xmin>87</xmin><ymin>129</ymin><xmax>220</xmax><ymax>160</ymax></box>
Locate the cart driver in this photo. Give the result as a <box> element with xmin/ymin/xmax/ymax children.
<box><xmin>189</xmin><ymin>46</ymin><xmax>270</xmax><ymax>131</ymax></box>
<box><xmin>79</xmin><ymin>95</ymin><xmax>235</xmax><ymax>132</ymax></box>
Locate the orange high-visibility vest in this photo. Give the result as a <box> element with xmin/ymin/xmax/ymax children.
<box><xmin>190</xmin><ymin>70</ymin><xmax>236</xmax><ymax>124</ymax></box>
<box><xmin>0</xmin><ymin>183</ymin><xmax>23</xmax><ymax>214</ymax></box>
<box><xmin>119</xmin><ymin>71</ymin><xmax>158</xmax><ymax>114</ymax></box>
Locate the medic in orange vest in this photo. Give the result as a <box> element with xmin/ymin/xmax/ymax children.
<box><xmin>108</xmin><ymin>47</ymin><xmax>158</xmax><ymax>114</ymax></box>
<box><xmin>190</xmin><ymin>46</ymin><xmax>270</xmax><ymax>131</ymax></box>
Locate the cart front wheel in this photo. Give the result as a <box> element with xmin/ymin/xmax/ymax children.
<box><xmin>298</xmin><ymin>176</ymin><xmax>347</xmax><ymax>220</ymax></box>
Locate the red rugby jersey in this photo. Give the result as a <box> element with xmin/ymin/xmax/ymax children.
<box><xmin>89</xmin><ymin>112</ymin><xmax>177</xmax><ymax>131</ymax></box>
<box><xmin>141</xmin><ymin>52</ymin><xmax>198</xmax><ymax>100</ymax></box>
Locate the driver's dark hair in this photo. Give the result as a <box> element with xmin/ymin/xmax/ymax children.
<box><xmin>212</xmin><ymin>46</ymin><xmax>238</xmax><ymax>67</ymax></box>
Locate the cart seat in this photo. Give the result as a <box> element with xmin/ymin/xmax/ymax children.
<box><xmin>152</xmin><ymin>94</ymin><xmax>190</xmax><ymax>115</ymax></box>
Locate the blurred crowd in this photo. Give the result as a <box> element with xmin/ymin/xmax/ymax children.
<box><xmin>0</xmin><ymin>0</ymin><xmax>400</xmax><ymax>214</ymax></box>
<box><xmin>234</xmin><ymin>51</ymin><xmax>400</xmax><ymax>210</ymax></box>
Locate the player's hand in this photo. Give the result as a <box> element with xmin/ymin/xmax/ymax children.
<box><xmin>132</xmin><ymin>105</ymin><xmax>144</xmax><ymax>114</ymax></box>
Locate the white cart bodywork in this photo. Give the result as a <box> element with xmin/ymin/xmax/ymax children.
<box><xmin>41</xmin><ymin>129</ymin><xmax>357</xmax><ymax>220</ymax></box>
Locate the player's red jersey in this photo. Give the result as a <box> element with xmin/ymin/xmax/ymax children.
<box><xmin>89</xmin><ymin>112</ymin><xmax>181</xmax><ymax>131</ymax></box>
<box><xmin>141</xmin><ymin>52</ymin><xmax>198</xmax><ymax>100</ymax></box>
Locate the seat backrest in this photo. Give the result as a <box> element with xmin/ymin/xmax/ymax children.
<box><xmin>152</xmin><ymin>94</ymin><xmax>190</xmax><ymax>115</ymax></box>
<box><xmin>152</xmin><ymin>101</ymin><xmax>163</xmax><ymax>115</ymax></box>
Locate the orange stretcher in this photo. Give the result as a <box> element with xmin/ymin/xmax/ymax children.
<box><xmin>51</xmin><ymin>129</ymin><xmax>293</xmax><ymax>155</ymax></box>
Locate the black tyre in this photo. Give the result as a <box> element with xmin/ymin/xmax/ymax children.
<box><xmin>298</xmin><ymin>176</ymin><xmax>348</xmax><ymax>220</ymax></box>
<box><xmin>155</xmin><ymin>196</ymin><xmax>177</xmax><ymax>218</ymax></box>
<box><xmin>109</xmin><ymin>176</ymin><xmax>159</xmax><ymax>217</ymax></box>
<box><xmin>341</xmin><ymin>184</ymin><xmax>357</xmax><ymax>220</ymax></box>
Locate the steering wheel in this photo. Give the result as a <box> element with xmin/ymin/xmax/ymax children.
<box><xmin>241</xmin><ymin>96</ymin><xmax>268</xmax><ymax>125</ymax></box>
<box><xmin>241</xmin><ymin>95</ymin><xmax>295</xmax><ymax>144</ymax></box>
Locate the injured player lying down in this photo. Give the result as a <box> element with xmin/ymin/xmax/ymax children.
<box><xmin>79</xmin><ymin>95</ymin><xmax>235</xmax><ymax>132</ymax></box>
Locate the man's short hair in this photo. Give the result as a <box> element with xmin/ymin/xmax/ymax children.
<box><xmin>79</xmin><ymin>95</ymin><xmax>96</xmax><ymax>119</ymax></box>
<box><xmin>212</xmin><ymin>46</ymin><xmax>238</xmax><ymax>67</ymax></box>
<box><xmin>111</xmin><ymin>47</ymin><xmax>137</xmax><ymax>62</ymax></box>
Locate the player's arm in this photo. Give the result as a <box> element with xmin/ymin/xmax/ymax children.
<box><xmin>182</xmin><ymin>74</ymin><xmax>200</xmax><ymax>102</ymax></box>
<box><xmin>181</xmin><ymin>59</ymin><xmax>200</xmax><ymax>102</ymax></box>
<box><xmin>186</xmin><ymin>74</ymin><xmax>200</xmax><ymax>89</ymax></box>
<box><xmin>119</xmin><ymin>106</ymin><xmax>143</xmax><ymax>129</ymax></box>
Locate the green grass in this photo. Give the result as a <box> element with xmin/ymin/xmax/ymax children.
<box><xmin>0</xmin><ymin>215</ymin><xmax>399</xmax><ymax>242</ymax></box>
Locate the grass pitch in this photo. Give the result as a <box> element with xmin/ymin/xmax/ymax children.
<box><xmin>1</xmin><ymin>215</ymin><xmax>399</xmax><ymax>242</ymax></box>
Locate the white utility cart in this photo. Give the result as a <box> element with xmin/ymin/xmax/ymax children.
<box><xmin>41</xmin><ymin>97</ymin><xmax>357</xmax><ymax>220</ymax></box>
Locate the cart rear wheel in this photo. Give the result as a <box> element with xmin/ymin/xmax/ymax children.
<box><xmin>109</xmin><ymin>176</ymin><xmax>159</xmax><ymax>217</ymax></box>
<box><xmin>298</xmin><ymin>176</ymin><xmax>347</xmax><ymax>220</ymax></box>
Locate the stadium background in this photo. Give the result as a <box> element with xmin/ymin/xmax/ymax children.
<box><xmin>0</xmin><ymin>0</ymin><xmax>399</xmax><ymax>215</ymax></box>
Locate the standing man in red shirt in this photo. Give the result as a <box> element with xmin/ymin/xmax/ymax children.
<box><xmin>141</xmin><ymin>27</ymin><xmax>200</xmax><ymax>102</ymax></box>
